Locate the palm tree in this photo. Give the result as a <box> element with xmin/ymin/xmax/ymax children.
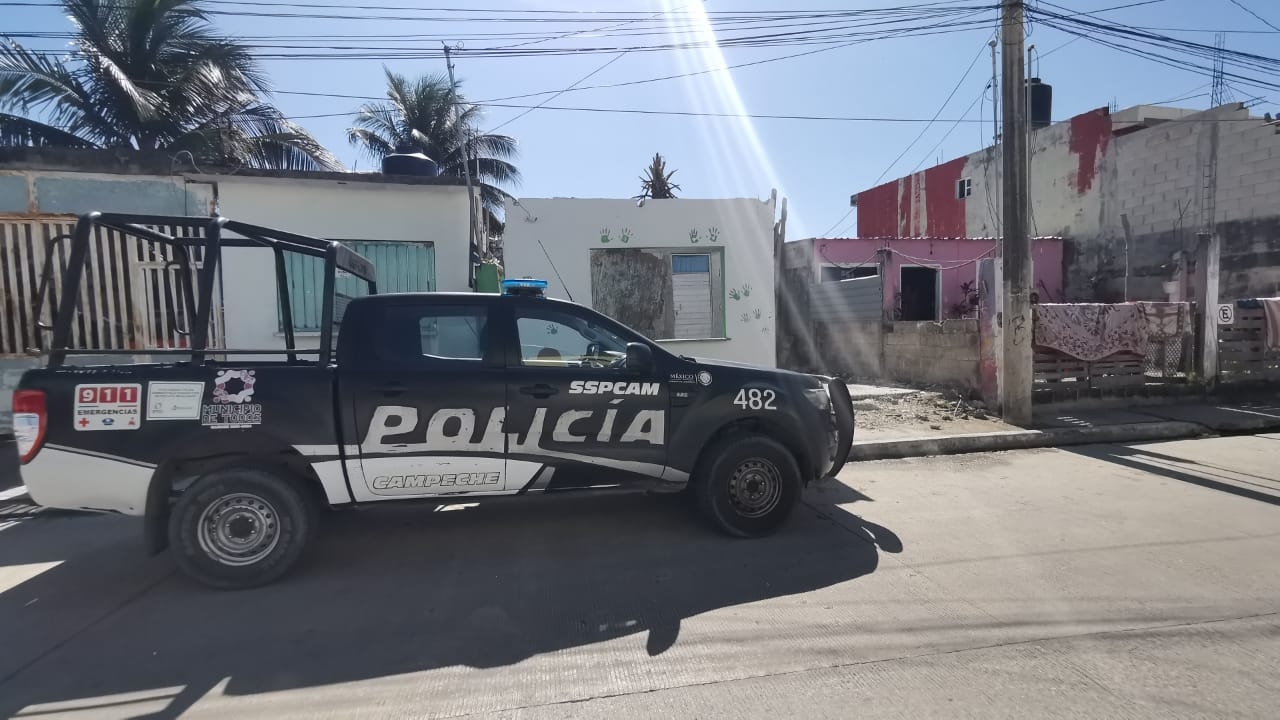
<box><xmin>638</xmin><ymin>153</ymin><xmax>680</xmax><ymax>200</ymax></box>
<box><xmin>0</xmin><ymin>0</ymin><xmax>339</xmax><ymax>170</ymax></box>
<box><xmin>347</xmin><ymin>69</ymin><xmax>520</xmax><ymax>225</ymax></box>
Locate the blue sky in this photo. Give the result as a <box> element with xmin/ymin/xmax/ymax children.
<box><xmin>6</xmin><ymin>0</ymin><xmax>1279</xmax><ymax>239</ymax></box>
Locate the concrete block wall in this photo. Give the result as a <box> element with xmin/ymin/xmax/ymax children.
<box><xmin>815</xmin><ymin>320</ymin><xmax>883</xmax><ymax>378</ymax></box>
<box><xmin>1071</xmin><ymin>104</ymin><xmax>1280</xmax><ymax>301</ymax></box>
<box><xmin>882</xmin><ymin>320</ymin><xmax>980</xmax><ymax>390</ymax></box>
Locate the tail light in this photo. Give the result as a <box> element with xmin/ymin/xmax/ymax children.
<box><xmin>12</xmin><ymin>390</ymin><xmax>47</xmax><ymax>464</ymax></box>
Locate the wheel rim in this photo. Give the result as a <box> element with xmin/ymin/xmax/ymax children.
<box><xmin>727</xmin><ymin>458</ymin><xmax>783</xmax><ymax>518</ymax></box>
<box><xmin>196</xmin><ymin>492</ymin><xmax>281</xmax><ymax>567</ymax></box>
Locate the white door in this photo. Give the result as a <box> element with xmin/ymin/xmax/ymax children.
<box><xmin>672</xmin><ymin>254</ymin><xmax>714</xmax><ymax>338</ymax></box>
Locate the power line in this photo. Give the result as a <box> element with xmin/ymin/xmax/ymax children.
<box><xmin>1226</xmin><ymin>0</ymin><xmax>1280</xmax><ymax>33</ymax></box>
<box><xmin>869</xmin><ymin>36</ymin><xmax>992</xmax><ymax>188</ymax></box>
<box><xmin>482</xmin><ymin>7</ymin><xmax>996</xmax><ymax>102</ymax></box>
<box><xmin>818</xmin><ymin>208</ymin><xmax>856</xmax><ymax>238</ymax></box>
<box><xmin>1028</xmin><ymin>4</ymin><xmax>1280</xmax><ymax>94</ymax></box>
<box><xmin>286</xmin><ymin>104</ymin><xmax>1015</xmax><ymax>123</ymax></box>
<box><xmin>911</xmin><ymin>81</ymin><xmax>988</xmax><ymax>173</ymax></box>
<box><xmin>10</xmin><ymin>19</ymin><xmax>1005</xmax><ymax>60</ymax></box>
<box><xmin>484</xmin><ymin>2</ymin><xmax>689</xmax><ymax>133</ymax></box>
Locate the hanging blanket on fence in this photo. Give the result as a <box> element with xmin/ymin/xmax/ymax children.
<box><xmin>1033</xmin><ymin>303</ymin><xmax>1146</xmax><ymax>361</ymax></box>
<box><xmin>1136</xmin><ymin>302</ymin><xmax>1191</xmax><ymax>342</ymax></box>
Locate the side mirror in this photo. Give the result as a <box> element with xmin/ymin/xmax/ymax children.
<box><xmin>625</xmin><ymin>342</ymin><xmax>654</xmax><ymax>375</ymax></box>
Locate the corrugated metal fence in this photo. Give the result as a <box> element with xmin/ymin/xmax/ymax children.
<box><xmin>0</xmin><ymin>219</ymin><xmax>223</xmax><ymax>357</ymax></box>
<box><xmin>809</xmin><ymin>276</ymin><xmax>883</xmax><ymax>323</ymax></box>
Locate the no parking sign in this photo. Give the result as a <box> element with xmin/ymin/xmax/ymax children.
<box><xmin>1218</xmin><ymin>304</ymin><xmax>1235</xmax><ymax>325</ymax></box>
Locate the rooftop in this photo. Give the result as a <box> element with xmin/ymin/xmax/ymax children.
<box><xmin>0</xmin><ymin>147</ymin><xmax>466</xmax><ymax>188</ymax></box>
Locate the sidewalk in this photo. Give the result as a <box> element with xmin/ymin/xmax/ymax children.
<box><xmin>848</xmin><ymin>386</ymin><xmax>1280</xmax><ymax>462</ymax></box>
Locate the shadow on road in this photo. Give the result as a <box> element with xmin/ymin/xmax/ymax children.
<box><xmin>1065</xmin><ymin>443</ymin><xmax>1280</xmax><ymax>506</ymax></box>
<box><xmin>0</xmin><ymin>486</ymin><xmax>891</xmax><ymax>718</ymax></box>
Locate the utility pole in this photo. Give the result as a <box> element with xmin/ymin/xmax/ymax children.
<box><xmin>1000</xmin><ymin>0</ymin><xmax>1032</xmax><ymax>425</ymax></box>
<box><xmin>443</xmin><ymin>43</ymin><xmax>481</xmax><ymax>287</ymax></box>
<box><xmin>989</xmin><ymin>39</ymin><xmax>999</xmax><ymax>149</ymax></box>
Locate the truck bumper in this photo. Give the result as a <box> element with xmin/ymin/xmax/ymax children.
<box><xmin>22</xmin><ymin>446</ymin><xmax>153</xmax><ymax>516</ymax></box>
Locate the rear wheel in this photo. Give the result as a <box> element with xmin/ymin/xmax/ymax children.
<box><xmin>169</xmin><ymin>466</ymin><xmax>314</xmax><ymax>590</ymax></box>
<box><xmin>695</xmin><ymin>435</ymin><xmax>801</xmax><ymax>537</ymax></box>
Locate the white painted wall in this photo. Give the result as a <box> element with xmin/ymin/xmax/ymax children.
<box><xmin>503</xmin><ymin>196</ymin><xmax>779</xmax><ymax>367</ymax></box>
<box><xmin>208</xmin><ymin>176</ymin><xmax>470</xmax><ymax>352</ymax></box>
<box><xmin>961</xmin><ymin>120</ymin><xmax>1106</xmax><ymax>240</ymax></box>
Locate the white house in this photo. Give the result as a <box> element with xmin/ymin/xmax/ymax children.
<box><xmin>502</xmin><ymin>195</ymin><xmax>782</xmax><ymax>367</ymax></box>
<box><xmin>0</xmin><ymin>150</ymin><xmax>472</xmax><ymax>429</ymax></box>
<box><xmin>201</xmin><ymin>171</ymin><xmax>472</xmax><ymax>351</ymax></box>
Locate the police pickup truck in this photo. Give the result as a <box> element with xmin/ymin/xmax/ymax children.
<box><xmin>13</xmin><ymin>212</ymin><xmax>854</xmax><ymax>589</ymax></box>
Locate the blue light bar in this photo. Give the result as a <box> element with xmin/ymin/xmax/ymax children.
<box><xmin>501</xmin><ymin>278</ymin><xmax>548</xmax><ymax>296</ymax></box>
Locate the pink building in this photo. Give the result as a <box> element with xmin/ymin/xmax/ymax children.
<box><xmin>789</xmin><ymin>236</ymin><xmax>1065</xmax><ymax>321</ymax></box>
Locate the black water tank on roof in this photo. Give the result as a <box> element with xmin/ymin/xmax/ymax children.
<box><xmin>382</xmin><ymin>143</ymin><xmax>440</xmax><ymax>177</ymax></box>
<box><xmin>1027</xmin><ymin>77</ymin><xmax>1053</xmax><ymax>130</ymax></box>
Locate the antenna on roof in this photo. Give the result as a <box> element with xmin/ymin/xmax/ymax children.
<box><xmin>1210</xmin><ymin>33</ymin><xmax>1233</xmax><ymax>107</ymax></box>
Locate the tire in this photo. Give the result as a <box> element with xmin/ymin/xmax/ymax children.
<box><xmin>168</xmin><ymin>466</ymin><xmax>314</xmax><ymax>590</ymax></box>
<box><xmin>694</xmin><ymin>434</ymin><xmax>802</xmax><ymax>538</ymax></box>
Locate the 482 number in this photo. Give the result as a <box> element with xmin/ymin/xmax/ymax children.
<box><xmin>733</xmin><ymin>388</ymin><xmax>777</xmax><ymax>410</ymax></box>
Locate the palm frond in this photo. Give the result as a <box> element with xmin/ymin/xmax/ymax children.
<box><xmin>346</xmin><ymin>127</ymin><xmax>395</xmax><ymax>160</ymax></box>
<box><xmin>469</xmin><ymin>156</ymin><xmax>522</xmax><ymax>187</ymax></box>
<box><xmin>0</xmin><ymin>112</ymin><xmax>98</xmax><ymax>147</ymax></box>
<box><xmin>0</xmin><ymin>39</ymin><xmax>119</xmax><ymax>145</ymax></box>
<box><xmin>2</xmin><ymin>0</ymin><xmax>332</xmax><ymax>166</ymax></box>
<box><xmin>466</xmin><ymin>132</ymin><xmax>519</xmax><ymax>160</ymax></box>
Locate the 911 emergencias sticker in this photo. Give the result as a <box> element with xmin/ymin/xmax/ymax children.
<box><xmin>74</xmin><ymin>384</ymin><xmax>142</xmax><ymax>431</ymax></box>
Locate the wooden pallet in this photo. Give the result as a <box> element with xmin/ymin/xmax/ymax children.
<box><xmin>1088</xmin><ymin>353</ymin><xmax>1146</xmax><ymax>388</ymax></box>
<box><xmin>1034</xmin><ymin>348</ymin><xmax>1145</xmax><ymax>388</ymax></box>
<box><xmin>1033</xmin><ymin>351</ymin><xmax>1088</xmax><ymax>383</ymax></box>
<box><xmin>1217</xmin><ymin>307</ymin><xmax>1280</xmax><ymax>382</ymax></box>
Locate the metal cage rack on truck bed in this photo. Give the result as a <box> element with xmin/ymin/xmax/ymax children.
<box><xmin>33</xmin><ymin>212</ymin><xmax>377</xmax><ymax>368</ymax></box>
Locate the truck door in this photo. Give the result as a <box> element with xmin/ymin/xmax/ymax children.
<box><xmin>342</xmin><ymin>299</ymin><xmax>524</xmax><ymax>501</ymax></box>
<box><xmin>502</xmin><ymin>300</ymin><xmax>670</xmax><ymax>492</ymax></box>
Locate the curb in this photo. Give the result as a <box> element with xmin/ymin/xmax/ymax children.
<box><xmin>847</xmin><ymin>421</ymin><xmax>1210</xmax><ymax>462</ymax></box>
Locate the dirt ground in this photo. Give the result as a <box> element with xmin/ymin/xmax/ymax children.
<box><xmin>848</xmin><ymin>386</ymin><xmax>1019</xmax><ymax>441</ymax></box>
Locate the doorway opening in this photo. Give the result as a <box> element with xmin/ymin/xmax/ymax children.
<box><xmin>899</xmin><ymin>266</ymin><xmax>940</xmax><ymax>321</ymax></box>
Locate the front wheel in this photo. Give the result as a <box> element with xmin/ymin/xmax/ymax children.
<box><xmin>168</xmin><ymin>466</ymin><xmax>314</xmax><ymax>590</ymax></box>
<box><xmin>695</xmin><ymin>435</ymin><xmax>801</xmax><ymax>537</ymax></box>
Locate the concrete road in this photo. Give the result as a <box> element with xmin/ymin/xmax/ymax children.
<box><xmin>2</xmin><ymin>435</ymin><xmax>1279</xmax><ymax>719</ymax></box>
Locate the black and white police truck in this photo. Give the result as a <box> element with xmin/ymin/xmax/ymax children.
<box><xmin>12</xmin><ymin>212</ymin><xmax>854</xmax><ymax>589</ymax></box>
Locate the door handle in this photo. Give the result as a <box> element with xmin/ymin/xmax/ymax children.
<box><xmin>378</xmin><ymin>381</ymin><xmax>407</xmax><ymax>396</ymax></box>
<box><xmin>519</xmin><ymin>384</ymin><xmax>559</xmax><ymax>398</ymax></box>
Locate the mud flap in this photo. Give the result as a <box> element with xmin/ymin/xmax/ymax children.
<box><xmin>826</xmin><ymin>379</ymin><xmax>855</xmax><ymax>476</ymax></box>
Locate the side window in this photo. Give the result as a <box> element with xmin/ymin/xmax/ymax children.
<box><xmin>374</xmin><ymin>304</ymin><xmax>487</xmax><ymax>365</ymax></box>
<box><xmin>515</xmin><ymin>309</ymin><xmax>628</xmax><ymax>368</ymax></box>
